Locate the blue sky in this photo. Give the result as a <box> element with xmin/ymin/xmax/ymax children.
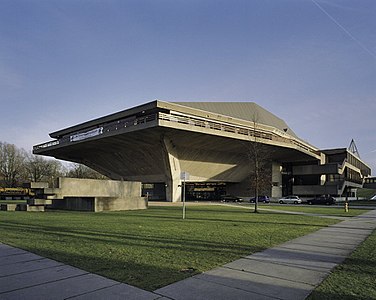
<box><xmin>1</xmin><ymin>0</ymin><xmax>375</xmax><ymax>171</ymax></box>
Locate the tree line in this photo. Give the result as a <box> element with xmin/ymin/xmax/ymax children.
<box><xmin>0</xmin><ymin>141</ymin><xmax>106</xmax><ymax>188</ymax></box>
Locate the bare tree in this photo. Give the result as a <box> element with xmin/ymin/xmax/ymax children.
<box><xmin>65</xmin><ymin>163</ymin><xmax>107</xmax><ymax>179</ymax></box>
<box><xmin>0</xmin><ymin>142</ymin><xmax>27</xmax><ymax>187</ymax></box>
<box><xmin>24</xmin><ymin>154</ymin><xmax>64</xmax><ymax>186</ymax></box>
<box><xmin>247</xmin><ymin>119</ymin><xmax>272</xmax><ymax>213</ymax></box>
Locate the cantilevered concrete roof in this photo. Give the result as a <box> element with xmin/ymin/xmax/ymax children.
<box><xmin>48</xmin><ymin>100</ymin><xmax>299</xmax><ymax>141</ymax></box>
<box><xmin>173</xmin><ymin>102</ymin><xmax>298</xmax><ymax>138</ymax></box>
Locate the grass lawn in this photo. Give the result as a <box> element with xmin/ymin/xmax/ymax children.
<box><xmin>308</xmin><ymin>229</ymin><xmax>376</xmax><ymax>299</ymax></box>
<box><xmin>357</xmin><ymin>188</ymin><xmax>376</xmax><ymax>199</ymax></box>
<box><xmin>0</xmin><ymin>205</ymin><xmax>339</xmax><ymax>291</ymax></box>
<box><xmin>349</xmin><ymin>200</ymin><xmax>376</xmax><ymax>206</ymax></box>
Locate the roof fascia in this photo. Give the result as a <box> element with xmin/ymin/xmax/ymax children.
<box><xmin>50</xmin><ymin>100</ymin><xmax>159</xmax><ymax>138</ymax></box>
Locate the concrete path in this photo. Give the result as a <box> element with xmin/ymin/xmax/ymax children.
<box><xmin>1</xmin><ymin>209</ymin><xmax>376</xmax><ymax>300</ymax></box>
<box><xmin>0</xmin><ymin>244</ymin><xmax>161</xmax><ymax>300</ymax></box>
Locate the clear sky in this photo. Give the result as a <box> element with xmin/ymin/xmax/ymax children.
<box><xmin>1</xmin><ymin>0</ymin><xmax>375</xmax><ymax>171</ymax></box>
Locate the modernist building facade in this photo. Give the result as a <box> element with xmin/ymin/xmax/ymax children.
<box><xmin>34</xmin><ymin>100</ymin><xmax>371</xmax><ymax>202</ymax></box>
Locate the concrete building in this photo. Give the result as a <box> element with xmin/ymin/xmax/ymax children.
<box><xmin>33</xmin><ymin>100</ymin><xmax>371</xmax><ymax>202</ymax></box>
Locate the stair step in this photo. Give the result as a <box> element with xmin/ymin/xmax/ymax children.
<box><xmin>17</xmin><ymin>204</ymin><xmax>45</xmax><ymax>212</ymax></box>
<box><xmin>27</xmin><ymin>199</ymin><xmax>52</xmax><ymax>205</ymax></box>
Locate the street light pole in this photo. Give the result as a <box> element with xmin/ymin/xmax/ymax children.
<box><xmin>182</xmin><ymin>176</ymin><xmax>186</xmax><ymax>219</ymax></box>
<box><xmin>180</xmin><ymin>171</ymin><xmax>189</xmax><ymax>220</ymax></box>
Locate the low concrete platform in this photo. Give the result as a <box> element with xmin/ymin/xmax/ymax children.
<box><xmin>27</xmin><ymin>199</ymin><xmax>53</xmax><ymax>205</ymax></box>
<box><xmin>0</xmin><ymin>204</ymin><xmax>18</xmax><ymax>211</ymax></box>
<box><xmin>17</xmin><ymin>204</ymin><xmax>45</xmax><ymax>212</ymax></box>
<box><xmin>1</xmin><ymin>209</ymin><xmax>375</xmax><ymax>299</ymax></box>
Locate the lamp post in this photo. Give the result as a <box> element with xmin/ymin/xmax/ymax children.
<box><xmin>180</xmin><ymin>172</ymin><xmax>190</xmax><ymax>219</ymax></box>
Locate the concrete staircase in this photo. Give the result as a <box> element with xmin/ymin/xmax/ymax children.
<box><xmin>0</xmin><ymin>202</ymin><xmax>47</xmax><ymax>212</ymax></box>
<box><xmin>0</xmin><ymin>182</ymin><xmax>53</xmax><ymax>212</ymax></box>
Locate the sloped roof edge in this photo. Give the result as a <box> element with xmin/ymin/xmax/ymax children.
<box><xmin>172</xmin><ymin>101</ymin><xmax>298</xmax><ymax>138</ymax></box>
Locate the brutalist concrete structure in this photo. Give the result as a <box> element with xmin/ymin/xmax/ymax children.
<box><xmin>52</xmin><ymin>178</ymin><xmax>146</xmax><ymax>212</ymax></box>
<box><xmin>36</xmin><ymin>178</ymin><xmax>146</xmax><ymax>212</ymax></box>
<box><xmin>33</xmin><ymin>100</ymin><xmax>371</xmax><ymax>202</ymax></box>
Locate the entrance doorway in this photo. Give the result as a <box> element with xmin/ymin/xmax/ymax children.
<box><xmin>185</xmin><ymin>182</ymin><xmax>226</xmax><ymax>201</ymax></box>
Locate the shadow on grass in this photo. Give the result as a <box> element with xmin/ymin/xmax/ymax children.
<box><xmin>342</xmin><ymin>257</ymin><xmax>376</xmax><ymax>276</ymax></box>
<box><xmin>0</xmin><ymin>221</ymin><xmax>260</xmax><ymax>255</ymax></box>
<box><xmin>0</xmin><ymin>206</ymin><xmax>335</xmax><ymax>259</ymax></box>
<box><xmin>0</xmin><ymin>212</ymin><xmax>332</xmax><ymax>252</ymax></box>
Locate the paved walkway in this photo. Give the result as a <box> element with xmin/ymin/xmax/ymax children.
<box><xmin>1</xmin><ymin>209</ymin><xmax>376</xmax><ymax>300</ymax></box>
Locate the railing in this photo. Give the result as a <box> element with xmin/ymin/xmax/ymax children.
<box><xmin>33</xmin><ymin>140</ymin><xmax>60</xmax><ymax>150</ymax></box>
<box><xmin>34</xmin><ymin>114</ymin><xmax>157</xmax><ymax>151</ymax></box>
<box><xmin>158</xmin><ymin>112</ymin><xmax>319</xmax><ymax>156</ymax></box>
<box><xmin>34</xmin><ymin>111</ymin><xmax>319</xmax><ymax>157</ymax></box>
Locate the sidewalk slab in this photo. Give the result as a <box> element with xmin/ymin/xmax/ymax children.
<box><xmin>319</xmin><ymin>227</ymin><xmax>373</xmax><ymax>236</ymax></box>
<box><xmin>0</xmin><ymin>264</ymin><xmax>88</xmax><ymax>293</ymax></box>
<box><xmin>68</xmin><ymin>283</ymin><xmax>160</xmax><ymax>300</ymax></box>
<box><xmin>0</xmin><ymin>272</ymin><xmax>156</xmax><ymax>300</ymax></box>
<box><xmin>0</xmin><ymin>252</ymin><xmax>44</xmax><ymax>266</ymax></box>
<box><xmin>251</xmin><ymin>245</ymin><xmax>347</xmax><ymax>265</ymax></box>
<box><xmin>247</xmin><ymin>253</ymin><xmax>339</xmax><ymax>273</ymax></box>
<box><xmin>277</xmin><ymin>241</ymin><xmax>355</xmax><ymax>256</ymax></box>
<box><xmin>300</xmin><ymin>231</ymin><xmax>367</xmax><ymax>244</ymax></box>
<box><xmin>290</xmin><ymin>235</ymin><xmax>365</xmax><ymax>249</ymax></box>
<box><xmin>0</xmin><ymin>244</ymin><xmax>28</xmax><ymax>257</ymax></box>
<box><xmin>0</xmin><ymin>258</ymin><xmax>64</xmax><ymax>277</ymax></box>
<box><xmin>194</xmin><ymin>267</ymin><xmax>314</xmax><ymax>300</ymax></box>
<box><xmin>224</xmin><ymin>257</ymin><xmax>328</xmax><ymax>286</ymax></box>
<box><xmin>155</xmin><ymin>276</ymin><xmax>275</xmax><ymax>300</ymax></box>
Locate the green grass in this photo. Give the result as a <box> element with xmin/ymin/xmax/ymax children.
<box><xmin>357</xmin><ymin>188</ymin><xmax>376</xmax><ymax>199</ymax></box>
<box><xmin>349</xmin><ymin>200</ymin><xmax>376</xmax><ymax>206</ymax></box>
<box><xmin>258</xmin><ymin>204</ymin><xmax>369</xmax><ymax>217</ymax></box>
<box><xmin>0</xmin><ymin>205</ymin><xmax>339</xmax><ymax>291</ymax></box>
<box><xmin>308</xmin><ymin>229</ymin><xmax>376</xmax><ymax>299</ymax></box>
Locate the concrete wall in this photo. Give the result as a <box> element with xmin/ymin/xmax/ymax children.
<box><xmin>52</xmin><ymin>197</ymin><xmax>94</xmax><ymax>211</ymax></box>
<box><xmin>95</xmin><ymin>196</ymin><xmax>147</xmax><ymax>212</ymax></box>
<box><xmin>50</xmin><ymin>178</ymin><xmax>146</xmax><ymax>212</ymax></box>
<box><xmin>293</xmin><ymin>185</ymin><xmax>338</xmax><ymax>196</ymax></box>
<box><xmin>55</xmin><ymin>178</ymin><xmax>140</xmax><ymax>198</ymax></box>
<box><xmin>292</xmin><ymin>164</ymin><xmax>338</xmax><ymax>175</ymax></box>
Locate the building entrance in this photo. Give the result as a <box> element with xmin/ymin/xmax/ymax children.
<box><xmin>185</xmin><ymin>182</ymin><xmax>226</xmax><ymax>201</ymax></box>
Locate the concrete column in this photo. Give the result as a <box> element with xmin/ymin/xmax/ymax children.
<box><xmin>161</xmin><ymin>136</ymin><xmax>182</xmax><ymax>202</ymax></box>
<box><xmin>320</xmin><ymin>153</ymin><xmax>326</xmax><ymax>185</ymax></box>
<box><xmin>271</xmin><ymin>162</ymin><xmax>282</xmax><ymax>198</ymax></box>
